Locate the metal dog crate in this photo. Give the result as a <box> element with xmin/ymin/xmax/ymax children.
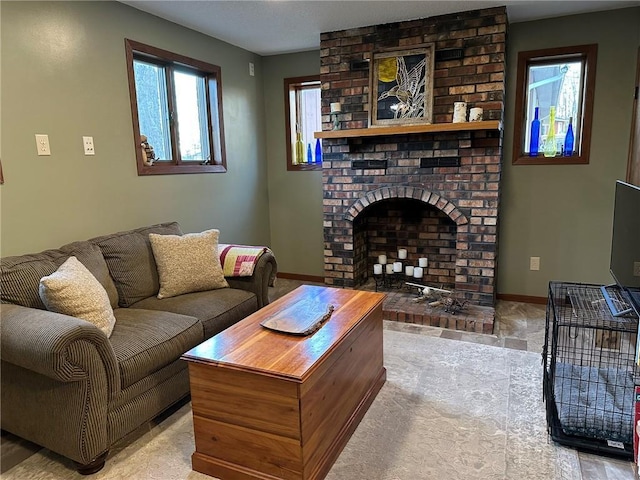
<box><xmin>543</xmin><ymin>282</ymin><xmax>639</xmax><ymax>458</ymax></box>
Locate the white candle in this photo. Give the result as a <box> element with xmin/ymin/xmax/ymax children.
<box><xmin>398</xmin><ymin>248</ymin><xmax>407</xmax><ymax>259</ymax></box>
<box><xmin>378</xmin><ymin>254</ymin><xmax>387</xmax><ymax>265</ymax></box>
<box><xmin>393</xmin><ymin>261</ymin><xmax>402</xmax><ymax>273</ymax></box>
<box><xmin>373</xmin><ymin>264</ymin><xmax>383</xmax><ymax>275</ymax></box>
<box><xmin>419</xmin><ymin>257</ymin><xmax>428</xmax><ymax>268</ymax></box>
<box><xmin>413</xmin><ymin>267</ymin><xmax>423</xmax><ymax>278</ymax></box>
<box><xmin>330</xmin><ymin>102</ymin><xmax>342</xmax><ymax>113</ymax></box>
<box><xmin>453</xmin><ymin>101</ymin><xmax>467</xmax><ymax>123</ymax></box>
<box><xmin>469</xmin><ymin>107</ymin><xmax>483</xmax><ymax>122</ymax></box>
<box><xmin>385</xmin><ymin>264</ymin><xmax>394</xmax><ymax>274</ymax></box>
<box><xmin>405</xmin><ymin>265</ymin><xmax>414</xmax><ymax>276</ymax></box>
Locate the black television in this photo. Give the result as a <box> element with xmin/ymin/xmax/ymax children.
<box><xmin>602</xmin><ymin>180</ymin><xmax>640</xmax><ymax>317</ymax></box>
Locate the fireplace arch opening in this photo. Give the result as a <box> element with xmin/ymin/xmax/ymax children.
<box><xmin>352</xmin><ymin>197</ymin><xmax>458</xmax><ymax>289</ymax></box>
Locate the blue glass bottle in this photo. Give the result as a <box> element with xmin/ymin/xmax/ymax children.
<box><xmin>307</xmin><ymin>143</ymin><xmax>313</xmax><ymax>164</ymax></box>
<box><xmin>314</xmin><ymin>138</ymin><xmax>322</xmax><ymax>164</ymax></box>
<box><xmin>563</xmin><ymin>117</ymin><xmax>574</xmax><ymax>156</ymax></box>
<box><xmin>529</xmin><ymin>107</ymin><xmax>540</xmax><ymax>157</ymax></box>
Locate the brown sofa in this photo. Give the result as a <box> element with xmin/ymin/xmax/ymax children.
<box><xmin>0</xmin><ymin>222</ymin><xmax>277</xmax><ymax>474</ymax></box>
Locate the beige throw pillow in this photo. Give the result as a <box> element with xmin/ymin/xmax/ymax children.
<box><xmin>149</xmin><ymin>229</ymin><xmax>228</xmax><ymax>299</ymax></box>
<box><xmin>39</xmin><ymin>256</ymin><xmax>116</xmax><ymax>337</ymax></box>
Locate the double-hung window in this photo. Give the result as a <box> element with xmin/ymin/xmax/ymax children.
<box><xmin>125</xmin><ymin>39</ymin><xmax>226</xmax><ymax>175</ymax></box>
<box><xmin>512</xmin><ymin>44</ymin><xmax>597</xmax><ymax>165</ymax></box>
<box><xmin>284</xmin><ymin>76</ymin><xmax>322</xmax><ymax>171</ymax></box>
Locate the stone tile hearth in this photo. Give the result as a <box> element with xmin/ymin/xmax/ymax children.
<box><xmin>359</xmin><ymin>279</ymin><xmax>495</xmax><ymax>334</ymax></box>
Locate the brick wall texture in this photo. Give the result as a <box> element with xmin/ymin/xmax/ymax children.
<box><xmin>321</xmin><ymin>7</ymin><xmax>507</xmax><ymax>307</ymax></box>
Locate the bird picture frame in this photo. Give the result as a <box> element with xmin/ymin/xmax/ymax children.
<box><xmin>369</xmin><ymin>43</ymin><xmax>435</xmax><ymax>127</ymax></box>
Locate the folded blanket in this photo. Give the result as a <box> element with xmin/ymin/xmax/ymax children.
<box><xmin>554</xmin><ymin>362</ymin><xmax>635</xmax><ymax>443</ymax></box>
<box><xmin>218</xmin><ymin>244</ymin><xmax>271</xmax><ymax>277</ymax></box>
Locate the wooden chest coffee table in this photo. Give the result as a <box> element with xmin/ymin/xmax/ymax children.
<box><xmin>182</xmin><ymin>285</ymin><xmax>386</xmax><ymax>480</ymax></box>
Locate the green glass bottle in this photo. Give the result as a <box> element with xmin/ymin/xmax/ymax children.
<box><xmin>543</xmin><ymin>106</ymin><xmax>557</xmax><ymax>158</ymax></box>
<box><xmin>295</xmin><ymin>132</ymin><xmax>304</xmax><ymax>164</ymax></box>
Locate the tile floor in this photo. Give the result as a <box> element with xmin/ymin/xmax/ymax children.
<box><xmin>1</xmin><ymin>279</ymin><xmax>637</xmax><ymax>479</ymax></box>
<box><xmin>273</xmin><ymin>279</ymin><xmax>638</xmax><ymax>480</ymax></box>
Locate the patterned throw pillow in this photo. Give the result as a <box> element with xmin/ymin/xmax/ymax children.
<box><xmin>149</xmin><ymin>229</ymin><xmax>229</xmax><ymax>299</ymax></box>
<box><xmin>39</xmin><ymin>256</ymin><xmax>116</xmax><ymax>337</ymax></box>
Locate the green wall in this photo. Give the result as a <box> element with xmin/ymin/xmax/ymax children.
<box><xmin>0</xmin><ymin>1</ymin><xmax>270</xmax><ymax>256</ymax></box>
<box><xmin>263</xmin><ymin>51</ymin><xmax>324</xmax><ymax>277</ymax></box>
<box><xmin>2</xmin><ymin>2</ymin><xmax>639</xmax><ymax>299</ymax></box>
<box><xmin>261</xmin><ymin>8</ymin><xmax>640</xmax><ymax>293</ymax></box>
<box><xmin>500</xmin><ymin>7</ymin><xmax>640</xmax><ymax>298</ymax></box>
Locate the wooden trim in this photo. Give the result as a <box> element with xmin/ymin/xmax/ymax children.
<box><xmin>277</xmin><ymin>272</ymin><xmax>325</xmax><ymax>283</ymax></box>
<box><xmin>166</xmin><ymin>63</ymin><xmax>179</xmax><ymax>163</ymax></box>
<box><xmin>580</xmin><ymin>44</ymin><xmax>598</xmax><ymax>164</ymax></box>
<box><xmin>512</xmin><ymin>44</ymin><xmax>597</xmax><ymax>166</ymax></box>
<box><xmin>314</xmin><ymin>120</ymin><xmax>501</xmax><ymax>139</ymax></box>
<box><xmin>210</xmin><ymin>72</ymin><xmax>227</xmax><ymax>170</ymax></box>
<box><xmin>512</xmin><ymin>154</ymin><xmax>590</xmax><ymax>166</ymax></box>
<box><xmin>284</xmin><ymin>75</ymin><xmax>321</xmax><ymax>172</ymax></box>
<box><xmin>136</xmin><ymin>163</ymin><xmax>226</xmax><ymax>175</ymax></box>
<box><xmin>497</xmin><ymin>293</ymin><xmax>547</xmax><ymax>305</ymax></box>
<box><xmin>124</xmin><ymin>38</ymin><xmax>227</xmax><ymax>176</ymax></box>
<box><xmin>126</xmin><ymin>38</ymin><xmax>221</xmax><ymax>74</ymax></box>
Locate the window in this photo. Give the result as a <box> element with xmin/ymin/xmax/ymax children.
<box><xmin>284</xmin><ymin>76</ymin><xmax>322</xmax><ymax>171</ymax></box>
<box><xmin>512</xmin><ymin>44</ymin><xmax>597</xmax><ymax>165</ymax></box>
<box><xmin>125</xmin><ymin>39</ymin><xmax>226</xmax><ymax>175</ymax></box>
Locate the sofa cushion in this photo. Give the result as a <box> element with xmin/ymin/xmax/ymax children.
<box><xmin>90</xmin><ymin>222</ymin><xmax>182</xmax><ymax>307</ymax></box>
<box><xmin>109</xmin><ymin>308</ymin><xmax>203</xmax><ymax>389</ymax></box>
<box><xmin>60</xmin><ymin>242</ymin><xmax>120</xmax><ymax>309</ymax></box>
<box><xmin>1</xmin><ymin>241</ymin><xmax>118</xmax><ymax>310</ymax></box>
<box><xmin>39</xmin><ymin>256</ymin><xmax>117</xmax><ymax>337</ymax></box>
<box><xmin>131</xmin><ymin>288</ymin><xmax>257</xmax><ymax>339</ymax></box>
<box><xmin>149</xmin><ymin>229</ymin><xmax>229</xmax><ymax>299</ymax></box>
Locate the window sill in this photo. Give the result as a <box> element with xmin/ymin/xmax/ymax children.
<box><xmin>513</xmin><ymin>153</ymin><xmax>589</xmax><ymax>165</ymax></box>
<box><xmin>287</xmin><ymin>163</ymin><xmax>322</xmax><ymax>172</ymax></box>
<box><xmin>137</xmin><ymin>163</ymin><xmax>227</xmax><ymax>175</ymax></box>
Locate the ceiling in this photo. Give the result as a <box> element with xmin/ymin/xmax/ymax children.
<box><xmin>121</xmin><ymin>1</ymin><xmax>640</xmax><ymax>56</ymax></box>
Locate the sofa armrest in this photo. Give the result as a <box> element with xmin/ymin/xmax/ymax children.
<box><xmin>224</xmin><ymin>251</ymin><xmax>277</xmax><ymax>308</ymax></box>
<box><xmin>1</xmin><ymin>304</ymin><xmax>120</xmax><ymax>392</ymax></box>
<box><xmin>1</xmin><ymin>304</ymin><xmax>121</xmax><ymax>465</ymax></box>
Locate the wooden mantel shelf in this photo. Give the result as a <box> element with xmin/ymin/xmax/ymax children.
<box><xmin>314</xmin><ymin>120</ymin><xmax>502</xmax><ymax>139</ymax></box>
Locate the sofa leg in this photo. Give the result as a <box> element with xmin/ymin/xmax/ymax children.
<box><xmin>76</xmin><ymin>451</ymin><xmax>108</xmax><ymax>475</ymax></box>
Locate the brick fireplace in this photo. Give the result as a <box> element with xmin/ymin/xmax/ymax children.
<box><xmin>320</xmin><ymin>7</ymin><xmax>506</xmax><ymax>332</ymax></box>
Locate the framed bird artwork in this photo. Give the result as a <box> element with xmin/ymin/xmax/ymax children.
<box><xmin>369</xmin><ymin>44</ymin><xmax>435</xmax><ymax>126</ymax></box>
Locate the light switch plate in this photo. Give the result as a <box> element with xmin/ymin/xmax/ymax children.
<box><xmin>530</xmin><ymin>256</ymin><xmax>540</xmax><ymax>271</ymax></box>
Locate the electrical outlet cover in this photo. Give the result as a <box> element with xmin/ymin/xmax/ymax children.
<box><xmin>35</xmin><ymin>134</ymin><xmax>51</xmax><ymax>156</ymax></box>
<box><xmin>83</xmin><ymin>136</ymin><xmax>95</xmax><ymax>155</ymax></box>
